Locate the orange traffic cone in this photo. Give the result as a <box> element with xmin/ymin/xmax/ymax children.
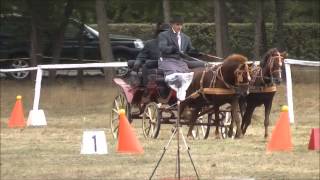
<box><xmin>267</xmin><ymin>105</ymin><xmax>292</xmax><ymax>152</ymax></box>
<box><xmin>308</xmin><ymin>128</ymin><xmax>320</xmax><ymax>151</ymax></box>
<box><xmin>8</xmin><ymin>95</ymin><xmax>26</xmax><ymax>128</ymax></box>
<box><xmin>117</xmin><ymin>109</ymin><xmax>144</xmax><ymax>154</ymax></box>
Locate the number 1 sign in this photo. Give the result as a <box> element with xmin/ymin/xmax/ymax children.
<box><xmin>81</xmin><ymin>130</ymin><xmax>108</xmax><ymax>154</ymax></box>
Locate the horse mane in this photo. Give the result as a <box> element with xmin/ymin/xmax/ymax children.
<box><xmin>260</xmin><ymin>48</ymin><xmax>279</xmax><ymax>67</ymax></box>
<box><xmin>224</xmin><ymin>54</ymin><xmax>248</xmax><ymax>64</ymax></box>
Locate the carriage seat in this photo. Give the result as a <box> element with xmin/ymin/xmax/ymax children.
<box><xmin>145</xmin><ymin>60</ymin><xmax>164</xmax><ymax>83</ymax></box>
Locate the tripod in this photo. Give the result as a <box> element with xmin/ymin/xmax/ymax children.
<box><xmin>149</xmin><ymin>100</ymin><xmax>199</xmax><ymax>180</ymax></box>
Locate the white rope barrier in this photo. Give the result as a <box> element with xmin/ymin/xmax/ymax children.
<box><xmin>0</xmin><ymin>67</ymin><xmax>38</xmax><ymax>72</ymax></box>
<box><xmin>284</xmin><ymin>59</ymin><xmax>319</xmax><ymax>124</ymax></box>
<box><xmin>285</xmin><ymin>59</ymin><xmax>320</xmax><ymax>66</ymax></box>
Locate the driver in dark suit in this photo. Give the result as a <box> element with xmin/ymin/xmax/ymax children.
<box><xmin>158</xmin><ymin>15</ymin><xmax>201</xmax><ymax>76</ymax></box>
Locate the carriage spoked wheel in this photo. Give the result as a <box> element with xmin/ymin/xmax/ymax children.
<box><xmin>219</xmin><ymin>112</ymin><xmax>234</xmax><ymax>139</ymax></box>
<box><xmin>191</xmin><ymin>113</ymin><xmax>212</xmax><ymax>140</ymax></box>
<box><xmin>110</xmin><ymin>92</ymin><xmax>132</xmax><ymax>139</ymax></box>
<box><xmin>142</xmin><ymin>102</ymin><xmax>161</xmax><ymax>139</ymax></box>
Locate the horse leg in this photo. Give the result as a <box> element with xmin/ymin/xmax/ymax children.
<box><xmin>239</xmin><ymin>96</ymin><xmax>247</xmax><ymax>118</ymax></box>
<box><xmin>213</xmin><ymin>107</ymin><xmax>222</xmax><ymax>139</ymax></box>
<box><xmin>264</xmin><ymin>100</ymin><xmax>273</xmax><ymax>139</ymax></box>
<box><xmin>232</xmin><ymin>99</ymin><xmax>243</xmax><ymax>138</ymax></box>
<box><xmin>241</xmin><ymin>103</ymin><xmax>256</xmax><ymax>135</ymax></box>
<box><xmin>228</xmin><ymin>112</ymin><xmax>234</xmax><ymax>138</ymax></box>
<box><xmin>186</xmin><ymin>108</ymin><xmax>199</xmax><ymax>139</ymax></box>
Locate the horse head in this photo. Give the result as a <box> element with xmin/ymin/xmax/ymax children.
<box><xmin>260</xmin><ymin>48</ymin><xmax>284</xmax><ymax>84</ymax></box>
<box><xmin>220</xmin><ymin>54</ymin><xmax>251</xmax><ymax>95</ymax></box>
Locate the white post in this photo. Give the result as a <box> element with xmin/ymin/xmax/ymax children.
<box><xmin>33</xmin><ymin>67</ymin><xmax>43</xmax><ymax>110</ymax></box>
<box><xmin>285</xmin><ymin>63</ymin><xmax>295</xmax><ymax>124</ymax></box>
<box><xmin>27</xmin><ymin>67</ymin><xmax>47</xmax><ymax>126</ymax></box>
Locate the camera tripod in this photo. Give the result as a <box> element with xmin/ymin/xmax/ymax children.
<box><xmin>149</xmin><ymin>100</ymin><xmax>200</xmax><ymax>180</ymax></box>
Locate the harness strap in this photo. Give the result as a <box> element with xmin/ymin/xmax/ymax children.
<box><xmin>203</xmin><ymin>88</ymin><xmax>236</xmax><ymax>95</ymax></box>
<box><xmin>249</xmin><ymin>85</ymin><xmax>277</xmax><ymax>93</ymax></box>
<box><xmin>198</xmin><ymin>67</ymin><xmax>210</xmax><ymax>103</ymax></box>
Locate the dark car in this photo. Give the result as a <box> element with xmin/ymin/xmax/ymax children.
<box><xmin>0</xmin><ymin>15</ymin><xmax>143</xmax><ymax>79</ymax></box>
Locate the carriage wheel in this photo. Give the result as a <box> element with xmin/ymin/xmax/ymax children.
<box><xmin>142</xmin><ymin>102</ymin><xmax>161</xmax><ymax>139</ymax></box>
<box><xmin>191</xmin><ymin>113</ymin><xmax>212</xmax><ymax>139</ymax></box>
<box><xmin>220</xmin><ymin>112</ymin><xmax>233</xmax><ymax>139</ymax></box>
<box><xmin>110</xmin><ymin>92</ymin><xmax>131</xmax><ymax>139</ymax></box>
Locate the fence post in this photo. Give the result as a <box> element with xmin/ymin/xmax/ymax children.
<box><xmin>33</xmin><ymin>67</ymin><xmax>43</xmax><ymax>110</ymax></box>
<box><xmin>285</xmin><ymin>62</ymin><xmax>295</xmax><ymax>124</ymax></box>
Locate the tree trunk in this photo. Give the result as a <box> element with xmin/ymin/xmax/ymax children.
<box><xmin>96</xmin><ymin>0</ymin><xmax>114</xmax><ymax>84</ymax></box>
<box><xmin>214</xmin><ymin>0</ymin><xmax>230</xmax><ymax>58</ymax></box>
<box><xmin>27</xmin><ymin>0</ymin><xmax>42</xmax><ymax>80</ymax></box>
<box><xmin>254</xmin><ymin>0</ymin><xmax>267</xmax><ymax>61</ymax></box>
<box><xmin>76</xmin><ymin>10</ymin><xmax>88</xmax><ymax>84</ymax></box>
<box><xmin>49</xmin><ymin>0</ymin><xmax>74</xmax><ymax>82</ymax></box>
<box><xmin>77</xmin><ymin>23</ymin><xmax>85</xmax><ymax>85</ymax></box>
<box><xmin>163</xmin><ymin>0</ymin><xmax>171</xmax><ymax>23</ymax></box>
<box><xmin>274</xmin><ymin>0</ymin><xmax>285</xmax><ymax>51</ymax></box>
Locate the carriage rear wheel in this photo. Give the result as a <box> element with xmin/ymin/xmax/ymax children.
<box><xmin>110</xmin><ymin>92</ymin><xmax>132</xmax><ymax>139</ymax></box>
<box><xmin>191</xmin><ymin>113</ymin><xmax>212</xmax><ymax>139</ymax></box>
<box><xmin>142</xmin><ymin>102</ymin><xmax>161</xmax><ymax>139</ymax></box>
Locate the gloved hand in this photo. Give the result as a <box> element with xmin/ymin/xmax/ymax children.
<box><xmin>133</xmin><ymin>61</ymin><xmax>141</xmax><ymax>72</ymax></box>
<box><xmin>171</xmin><ymin>46</ymin><xmax>180</xmax><ymax>54</ymax></box>
<box><xmin>188</xmin><ymin>49</ymin><xmax>200</xmax><ymax>57</ymax></box>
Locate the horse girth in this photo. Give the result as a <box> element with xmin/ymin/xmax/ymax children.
<box><xmin>249</xmin><ymin>85</ymin><xmax>277</xmax><ymax>93</ymax></box>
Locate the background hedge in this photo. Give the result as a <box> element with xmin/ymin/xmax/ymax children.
<box><xmin>100</xmin><ymin>23</ymin><xmax>320</xmax><ymax>61</ymax></box>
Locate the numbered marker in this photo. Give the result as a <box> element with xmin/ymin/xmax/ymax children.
<box><xmin>81</xmin><ymin>130</ymin><xmax>108</xmax><ymax>154</ymax></box>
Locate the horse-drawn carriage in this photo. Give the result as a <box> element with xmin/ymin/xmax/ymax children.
<box><xmin>110</xmin><ymin>48</ymin><xmax>286</xmax><ymax>140</ymax></box>
<box><xmin>110</xmin><ymin>53</ymin><xmax>253</xmax><ymax>139</ymax></box>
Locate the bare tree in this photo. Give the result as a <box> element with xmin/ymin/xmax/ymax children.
<box><xmin>49</xmin><ymin>0</ymin><xmax>74</xmax><ymax>81</ymax></box>
<box><xmin>254</xmin><ymin>0</ymin><xmax>267</xmax><ymax>60</ymax></box>
<box><xmin>29</xmin><ymin>19</ymin><xmax>40</xmax><ymax>80</ymax></box>
<box><xmin>27</xmin><ymin>0</ymin><xmax>42</xmax><ymax>80</ymax></box>
<box><xmin>274</xmin><ymin>0</ymin><xmax>285</xmax><ymax>51</ymax></box>
<box><xmin>163</xmin><ymin>0</ymin><xmax>171</xmax><ymax>23</ymax></box>
<box><xmin>96</xmin><ymin>0</ymin><xmax>114</xmax><ymax>84</ymax></box>
<box><xmin>214</xmin><ymin>0</ymin><xmax>230</xmax><ymax>58</ymax></box>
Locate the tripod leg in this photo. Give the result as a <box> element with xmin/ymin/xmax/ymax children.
<box><xmin>149</xmin><ymin>127</ymin><xmax>177</xmax><ymax>180</ymax></box>
<box><xmin>180</xmin><ymin>129</ymin><xmax>200</xmax><ymax>180</ymax></box>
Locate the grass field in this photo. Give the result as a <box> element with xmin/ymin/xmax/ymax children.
<box><xmin>0</xmin><ymin>67</ymin><xmax>319</xmax><ymax>180</ymax></box>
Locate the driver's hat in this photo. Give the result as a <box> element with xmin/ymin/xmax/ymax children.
<box><xmin>170</xmin><ymin>15</ymin><xmax>184</xmax><ymax>24</ymax></box>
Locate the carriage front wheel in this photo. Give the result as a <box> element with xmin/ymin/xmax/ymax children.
<box><xmin>142</xmin><ymin>102</ymin><xmax>161</xmax><ymax>139</ymax></box>
<box><xmin>110</xmin><ymin>92</ymin><xmax>132</xmax><ymax>139</ymax></box>
<box><xmin>191</xmin><ymin>113</ymin><xmax>212</xmax><ymax>139</ymax></box>
<box><xmin>220</xmin><ymin>112</ymin><xmax>235</xmax><ymax>139</ymax></box>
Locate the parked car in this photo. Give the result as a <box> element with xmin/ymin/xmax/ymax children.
<box><xmin>0</xmin><ymin>15</ymin><xmax>143</xmax><ymax>79</ymax></box>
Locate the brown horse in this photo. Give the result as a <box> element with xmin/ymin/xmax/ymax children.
<box><xmin>181</xmin><ymin>54</ymin><xmax>251</xmax><ymax>138</ymax></box>
<box><xmin>240</xmin><ymin>48</ymin><xmax>286</xmax><ymax>138</ymax></box>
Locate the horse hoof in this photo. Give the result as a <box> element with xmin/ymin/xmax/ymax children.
<box><xmin>234</xmin><ymin>132</ymin><xmax>243</xmax><ymax>139</ymax></box>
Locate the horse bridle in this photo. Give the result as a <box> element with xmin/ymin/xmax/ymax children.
<box><xmin>234</xmin><ymin>63</ymin><xmax>251</xmax><ymax>86</ymax></box>
<box><xmin>266</xmin><ymin>52</ymin><xmax>283</xmax><ymax>83</ymax></box>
